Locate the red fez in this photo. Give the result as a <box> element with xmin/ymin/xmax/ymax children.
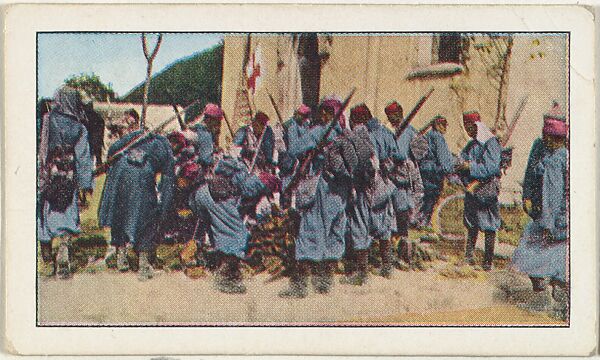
<box><xmin>167</xmin><ymin>131</ymin><xmax>187</xmax><ymax>148</ymax></box>
<box><xmin>253</xmin><ymin>111</ymin><xmax>269</xmax><ymax>125</ymax></box>
<box><xmin>463</xmin><ymin>111</ymin><xmax>481</xmax><ymax>125</ymax></box>
<box><xmin>297</xmin><ymin>104</ymin><xmax>311</xmax><ymax>116</ymax></box>
<box><xmin>203</xmin><ymin>103</ymin><xmax>223</xmax><ymax>119</ymax></box>
<box><xmin>350</xmin><ymin>103</ymin><xmax>372</xmax><ymax>122</ymax></box>
<box><xmin>181</xmin><ymin>162</ymin><xmax>200</xmax><ymax>180</ymax></box>
<box><xmin>543</xmin><ymin>101</ymin><xmax>567</xmax><ymax>137</ymax></box>
<box><xmin>385</xmin><ymin>101</ymin><xmax>403</xmax><ymax>116</ymax></box>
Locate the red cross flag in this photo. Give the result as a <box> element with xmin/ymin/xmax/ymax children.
<box><xmin>246</xmin><ymin>46</ymin><xmax>263</xmax><ymax>94</ymax></box>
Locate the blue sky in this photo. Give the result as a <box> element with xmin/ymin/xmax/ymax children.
<box><xmin>37</xmin><ymin>33</ymin><xmax>224</xmax><ymax>99</ymax></box>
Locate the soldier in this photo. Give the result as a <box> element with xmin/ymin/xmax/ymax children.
<box><xmin>98</xmin><ymin>119</ymin><xmax>175</xmax><ymax>281</ymax></box>
<box><xmin>456</xmin><ymin>111</ymin><xmax>502</xmax><ymax>271</ymax></box>
<box><xmin>279</xmin><ymin>104</ymin><xmax>312</xmax><ymax>209</ymax></box>
<box><xmin>511</xmin><ymin>102</ymin><xmax>568</xmax><ymax>306</ymax></box>
<box><xmin>233</xmin><ymin>111</ymin><xmax>276</xmax><ymax>172</ymax></box>
<box><xmin>189</xmin><ymin>155</ymin><xmax>270</xmax><ymax>294</ymax></box>
<box><xmin>417</xmin><ymin>115</ymin><xmax>455</xmax><ymax>227</ymax></box>
<box><xmin>278</xmin><ymin>96</ymin><xmax>347</xmax><ymax>298</ymax></box>
<box><xmin>185</xmin><ymin>103</ymin><xmax>223</xmax><ymax>174</ymax></box>
<box><xmin>37</xmin><ymin>86</ymin><xmax>93</xmax><ymax>279</ymax></box>
<box><xmin>162</xmin><ymin>131</ymin><xmax>201</xmax><ymax>244</ymax></box>
<box><xmin>342</xmin><ymin>103</ymin><xmax>395</xmax><ymax>285</ymax></box>
<box><xmin>384</xmin><ymin>101</ymin><xmax>425</xmax><ymax>265</ymax></box>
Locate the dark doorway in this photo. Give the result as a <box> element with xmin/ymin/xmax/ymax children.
<box><xmin>438</xmin><ymin>33</ymin><xmax>462</xmax><ymax>64</ymax></box>
<box><xmin>297</xmin><ymin>33</ymin><xmax>321</xmax><ymax>109</ymax></box>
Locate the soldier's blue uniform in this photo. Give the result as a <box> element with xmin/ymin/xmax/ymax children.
<box><xmin>512</xmin><ymin>138</ymin><xmax>567</xmax><ymax>283</ymax></box>
<box><xmin>347</xmin><ymin>118</ymin><xmax>396</xmax><ymax>251</ymax></box>
<box><xmin>189</xmin><ymin>157</ymin><xmax>266</xmax><ymax>259</ymax></box>
<box><xmin>38</xmin><ymin>110</ymin><xmax>93</xmax><ymax>243</ymax></box>
<box><xmin>293</xmin><ymin>123</ymin><xmax>347</xmax><ymax>261</ymax></box>
<box><xmin>233</xmin><ymin>124</ymin><xmax>275</xmax><ymax>170</ymax></box>
<box><xmin>418</xmin><ymin>129</ymin><xmax>455</xmax><ymax>226</ymax></box>
<box><xmin>98</xmin><ymin>130</ymin><xmax>175</xmax><ymax>252</ymax></box>
<box><xmin>460</xmin><ymin>137</ymin><xmax>502</xmax><ymax>232</ymax></box>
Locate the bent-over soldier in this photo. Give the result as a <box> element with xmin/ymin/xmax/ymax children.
<box><xmin>98</xmin><ymin>126</ymin><xmax>175</xmax><ymax>281</ymax></box>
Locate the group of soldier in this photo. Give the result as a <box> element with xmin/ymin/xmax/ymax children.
<box><xmin>37</xmin><ymin>86</ymin><xmax>568</xmax><ymax>302</ymax></box>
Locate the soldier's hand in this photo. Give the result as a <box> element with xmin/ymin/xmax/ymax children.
<box><xmin>523</xmin><ymin>199</ymin><xmax>532</xmax><ymax>215</ymax></box>
<box><xmin>542</xmin><ymin>228</ymin><xmax>553</xmax><ymax>243</ymax></box>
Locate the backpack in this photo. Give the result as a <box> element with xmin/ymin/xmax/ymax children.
<box><xmin>43</xmin><ymin>144</ymin><xmax>77</xmax><ymax>212</ymax></box>
<box><xmin>331</xmin><ymin>127</ymin><xmax>375</xmax><ymax>190</ymax></box>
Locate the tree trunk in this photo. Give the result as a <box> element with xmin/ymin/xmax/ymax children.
<box><xmin>493</xmin><ymin>36</ymin><xmax>513</xmax><ymax>132</ymax></box>
<box><xmin>140</xmin><ymin>33</ymin><xmax>163</xmax><ymax>130</ymax></box>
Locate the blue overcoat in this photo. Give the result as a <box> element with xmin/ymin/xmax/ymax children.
<box><xmin>460</xmin><ymin>137</ymin><xmax>502</xmax><ymax>232</ymax></box>
<box><xmin>419</xmin><ymin>129</ymin><xmax>455</xmax><ymax>191</ymax></box>
<box><xmin>188</xmin><ymin>123</ymin><xmax>216</xmax><ymax>168</ymax></box>
<box><xmin>391</xmin><ymin>124</ymin><xmax>418</xmax><ymax>212</ymax></box>
<box><xmin>233</xmin><ymin>125</ymin><xmax>275</xmax><ymax>169</ymax></box>
<box><xmin>292</xmin><ymin>123</ymin><xmax>348</xmax><ymax>261</ymax></box>
<box><xmin>512</xmin><ymin>140</ymin><xmax>567</xmax><ymax>282</ymax></box>
<box><xmin>347</xmin><ymin>119</ymin><xmax>396</xmax><ymax>250</ymax></box>
<box><xmin>189</xmin><ymin>157</ymin><xmax>266</xmax><ymax>259</ymax></box>
<box><xmin>38</xmin><ymin>111</ymin><xmax>93</xmax><ymax>243</ymax></box>
<box><xmin>98</xmin><ymin>130</ymin><xmax>175</xmax><ymax>250</ymax></box>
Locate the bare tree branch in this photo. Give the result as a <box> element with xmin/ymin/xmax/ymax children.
<box><xmin>140</xmin><ymin>33</ymin><xmax>163</xmax><ymax>129</ymax></box>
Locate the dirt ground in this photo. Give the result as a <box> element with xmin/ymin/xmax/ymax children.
<box><xmin>37</xmin><ymin>263</ymin><xmax>563</xmax><ymax>326</ymax></box>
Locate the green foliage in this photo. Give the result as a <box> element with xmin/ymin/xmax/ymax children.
<box><xmin>122</xmin><ymin>43</ymin><xmax>224</xmax><ymax>117</ymax></box>
<box><xmin>65</xmin><ymin>73</ymin><xmax>116</xmax><ymax>101</ymax></box>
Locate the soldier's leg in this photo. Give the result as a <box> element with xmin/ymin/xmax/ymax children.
<box><xmin>279</xmin><ymin>259</ymin><xmax>309</xmax><ymax>298</ymax></box>
<box><xmin>482</xmin><ymin>230</ymin><xmax>496</xmax><ymax>271</ymax></box>
<box><xmin>341</xmin><ymin>250</ymin><xmax>368</xmax><ymax>286</ymax></box>
<box><xmin>464</xmin><ymin>227</ymin><xmax>479</xmax><ymax>265</ymax></box>
<box><xmin>419</xmin><ymin>188</ymin><xmax>438</xmax><ymax>228</ymax></box>
<box><xmin>313</xmin><ymin>260</ymin><xmax>336</xmax><ymax>294</ymax></box>
<box><xmin>137</xmin><ymin>223</ymin><xmax>158</xmax><ymax>281</ymax></box>
<box><xmin>396</xmin><ymin>210</ymin><xmax>411</xmax><ymax>265</ymax></box>
<box><xmin>216</xmin><ymin>254</ymin><xmax>247</xmax><ymax>294</ymax></box>
<box><xmin>379</xmin><ymin>239</ymin><xmax>393</xmax><ymax>278</ymax></box>
<box><xmin>55</xmin><ymin>233</ymin><xmax>72</xmax><ymax>279</ymax></box>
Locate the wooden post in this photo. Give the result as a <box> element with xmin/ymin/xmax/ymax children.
<box><xmin>140</xmin><ymin>33</ymin><xmax>163</xmax><ymax>130</ymax></box>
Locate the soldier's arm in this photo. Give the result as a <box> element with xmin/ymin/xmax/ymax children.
<box><xmin>469</xmin><ymin>138</ymin><xmax>502</xmax><ymax>180</ymax></box>
<box><xmin>75</xmin><ymin>126</ymin><xmax>94</xmax><ymax>190</ymax></box>
<box><xmin>433</xmin><ymin>132</ymin><xmax>455</xmax><ymax>174</ymax></box>
<box><xmin>157</xmin><ymin>138</ymin><xmax>176</xmax><ymax>216</ymax></box>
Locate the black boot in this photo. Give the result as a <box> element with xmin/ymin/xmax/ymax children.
<box><xmin>464</xmin><ymin>228</ymin><xmax>478</xmax><ymax>265</ymax></box>
<box><xmin>313</xmin><ymin>261</ymin><xmax>335</xmax><ymax>294</ymax></box>
<box><xmin>483</xmin><ymin>231</ymin><xmax>496</xmax><ymax>271</ymax></box>
<box><xmin>530</xmin><ymin>277</ymin><xmax>547</xmax><ymax>292</ymax></box>
<box><xmin>279</xmin><ymin>261</ymin><xmax>309</xmax><ymax>298</ymax></box>
<box><xmin>379</xmin><ymin>240</ymin><xmax>393</xmax><ymax>278</ymax></box>
<box><xmin>397</xmin><ymin>237</ymin><xmax>412</xmax><ymax>269</ymax></box>
<box><xmin>40</xmin><ymin>241</ymin><xmax>53</xmax><ymax>263</ymax></box>
<box><xmin>215</xmin><ymin>255</ymin><xmax>247</xmax><ymax>294</ymax></box>
<box><xmin>340</xmin><ymin>250</ymin><xmax>368</xmax><ymax>286</ymax></box>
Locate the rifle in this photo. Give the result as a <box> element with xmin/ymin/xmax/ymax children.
<box><xmin>165</xmin><ymin>88</ymin><xmax>186</xmax><ymax>130</ymax></box>
<box><xmin>500</xmin><ymin>95</ymin><xmax>528</xmax><ymax>147</ymax></box>
<box><xmin>248</xmin><ymin>124</ymin><xmax>267</xmax><ymax>174</ymax></box>
<box><xmin>268</xmin><ymin>93</ymin><xmax>285</xmax><ymax>127</ymax></box>
<box><xmin>93</xmin><ymin>98</ymin><xmax>202</xmax><ymax>177</ymax></box>
<box><xmin>396</xmin><ymin>87</ymin><xmax>435</xmax><ymax>138</ymax></box>
<box><xmin>417</xmin><ymin>120</ymin><xmax>435</xmax><ymax>136</ymax></box>
<box><xmin>283</xmin><ymin>88</ymin><xmax>356</xmax><ymax>196</ymax></box>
